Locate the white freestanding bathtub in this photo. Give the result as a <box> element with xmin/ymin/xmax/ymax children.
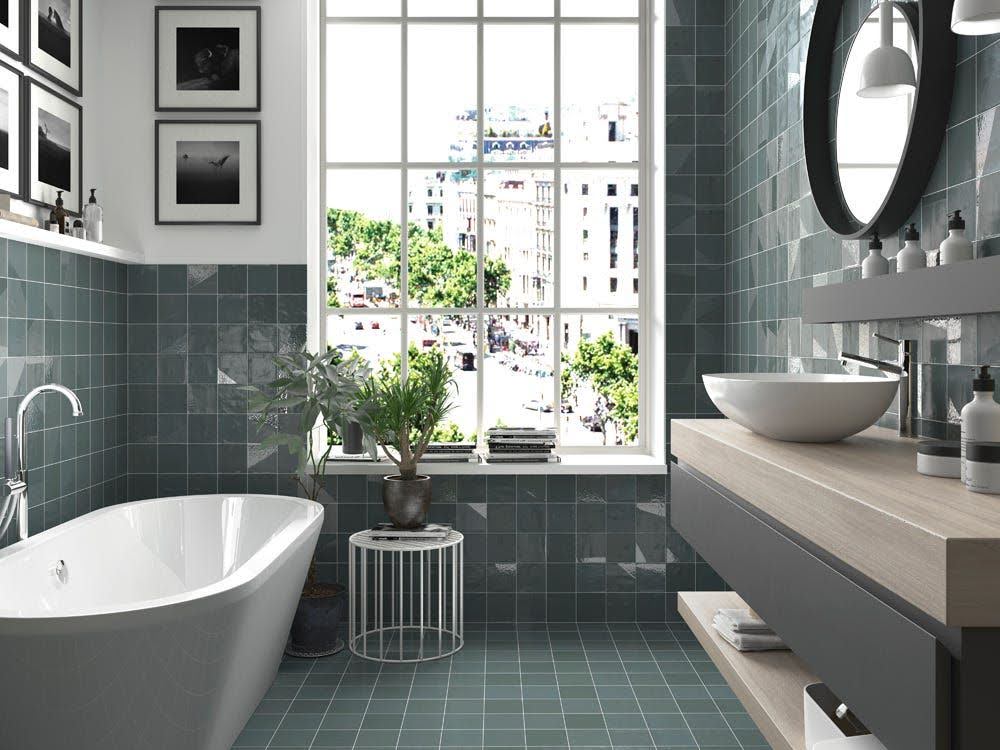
<box><xmin>0</xmin><ymin>494</ymin><xmax>323</xmax><ymax>750</ymax></box>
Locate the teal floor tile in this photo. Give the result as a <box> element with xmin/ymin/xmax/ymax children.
<box><xmin>231</xmin><ymin>625</ymin><xmax>771</xmax><ymax>750</ymax></box>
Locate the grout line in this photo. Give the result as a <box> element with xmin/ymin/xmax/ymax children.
<box><xmin>636</xmin><ymin>623</ymin><xmax>703</xmax><ymax>750</ymax></box>
<box><xmin>264</xmin><ymin>656</ymin><xmax>319</xmax><ymax>750</ymax></box>
<box><xmin>574</xmin><ymin>623</ymin><xmax>614</xmax><ymax>748</ymax></box>
<box><xmin>304</xmin><ymin>646</ymin><xmax>352</xmax><ymax>750</ymax></box>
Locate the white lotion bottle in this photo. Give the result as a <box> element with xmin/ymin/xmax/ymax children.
<box><xmin>83</xmin><ymin>188</ymin><xmax>103</xmax><ymax>243</ymax></box>
<box><xmin>940</xmin><ymin>210</ymin><xmax>973</xmax><ymax>265</ymax></box>
<box><xmin>961</xmin><ymin>366</ymin><xmax>1000</xmax><ymax>484</ymax></box>
<box><xmin>897</xmin><ymin>223</ymin><xmax>926</xmax><ymax>272</ymax></box>
<box><xmin>861</xmin><ymin>233</ymin><xmax>889</xmax><ymax>278</ymax></box>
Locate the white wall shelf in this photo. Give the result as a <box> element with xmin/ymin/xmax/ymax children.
<box><xmin>0</xmin><ymin>218</ymin><xmax>144</xmax><ymax>265</ymax></box>
<box><xmin>803</xmin><ymin>254</ymin><xmax>1000</xmax><ymax>323</ymax></box>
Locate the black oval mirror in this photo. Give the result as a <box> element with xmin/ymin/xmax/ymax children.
<box><xmin>804</xmin><ymin>1</ymin><xmax>956</xmax><ymax>239</ymax></box>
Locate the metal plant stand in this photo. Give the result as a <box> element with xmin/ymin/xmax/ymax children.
<box><xmin>348</xmin><ymin>529</ymin><xmax>464</xmax><ymax>663</ymax></box>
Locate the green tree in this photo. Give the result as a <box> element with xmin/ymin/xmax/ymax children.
<box><xmin>374</xmin><ymin>344</ymin><xmax>475</xmax><ymax>444</ymax></box>
<box><xmin>563</xmin><ymin>332</ymin><xmax>639</xmax><ymax>445</ymax></box>
<box><xmin>327</xmin><ymin>208</ymin><xmax>510</xmax><ymax>307</ymax></box>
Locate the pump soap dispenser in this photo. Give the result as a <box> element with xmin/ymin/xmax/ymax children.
<box><xmin>897</xmin><ymin>223</ymin><xmax>926</xmax><ymax>272</ymax></box>
<box><xmin>940</xmin><ymin>210</ymin><xmax>973</xmax><ymax>265</ymax></box>
<box><xmin>862</xmin><ymin>233</ymin><xmax>889</xmax><ymax>279</ymax></box>
<box><xmin>961</xmin><ymin>366</ymin><xmax>1000</xmax><ymax>484</ymax></box>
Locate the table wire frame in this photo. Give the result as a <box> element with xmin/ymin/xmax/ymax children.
<box><xmin>348</xmin><ymin>530</ymin><xmax>464</xmax><ymax>663</ymax></box>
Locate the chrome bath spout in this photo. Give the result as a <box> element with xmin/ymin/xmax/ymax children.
<box><xmin>2</xmin><ymin>384</ymin><xmax>84</xmax><ymax>541</ymax></box>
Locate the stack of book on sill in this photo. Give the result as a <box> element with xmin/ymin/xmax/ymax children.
<box><xmin>371</xmin><ymin>523</ymin><xmax>452</xmax><ymax>541</ymax></box>
<box><xmin>486</xmin><ymin>428</ymin><xmax>560</xmax><ymax>464</ymax></box>
<box><xmin>421</xmin><ymin>443</ymin><xmax>480</xmax><ymax>464</ymax></box>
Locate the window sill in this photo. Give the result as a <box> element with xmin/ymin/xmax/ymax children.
<box><xmin>321</xmin><ymin>453</ymin><xmax>667</xmax><ymax>475</ymax></box>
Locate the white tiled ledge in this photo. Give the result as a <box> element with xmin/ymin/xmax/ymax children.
<box><xmin>323</xmin><ymin>453</ymin><xmax>668</xmax><ymax>475</ymax></box>
<box><xmin>0</xmin><ymin>218</ymin><xmax>144</xmax><ymax>265</ymax></box>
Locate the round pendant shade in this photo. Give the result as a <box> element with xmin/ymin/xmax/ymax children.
<box><xmin>952</xmin><ymin>0</ymin><xmax>1000</xmax><ymax>34</ymax></box>
<box><xmin>857</xmin><ymin>44</ymin><xmax>917</xmax><ymax>98</ymax></box>
<box><xmin>857</xmin><ymin>1</ymin><xmax>916</xmax><ymax>99</ymax></box>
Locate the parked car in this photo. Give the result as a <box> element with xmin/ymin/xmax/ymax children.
<box><xmin>522</xmin><ymin>400</ymin><xmax>554</xmax><ymax>413</ymax></box>
<box><xmin>453</xmin><ymin>351</ymin><xmax>476</xmax><ymax>371</ymax></box>
<box><xmin>580</xmin><ymin>415</ymin><xmax>604</xmax><ymax>432</ymax></box>
<box><xmin>560</xmin><ymin>402</ymin><xmax>574</xmax><ymax>414</ymax></box>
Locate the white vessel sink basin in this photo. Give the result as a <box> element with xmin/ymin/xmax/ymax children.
<box><xmin>702</xmin><ymin>373</ymin><xmax>900</xmax><ymax>443</ymax></box>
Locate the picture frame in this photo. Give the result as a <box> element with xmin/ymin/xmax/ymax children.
<box><xmin>25</xmin><ymin>0</ymin><xmax>81</xmax><ymax>96</ymax></box>
<box><xmin>0</xmin><ymin>0</ymin><xmax>22</xmax><ymax>61</ymax></box>
<box><xmin>24</xmin><ymin>76</ymin><xmax>81</xmax><ymax>214</ymax></box>
<box><xmin>155</xmin><ymin>120</ymin><xmax>261</xmax><ymax>226</ymax></box>
<box><xmin>155</xmin><ymin>6</ymin><xmax>261</xmax><ymax>112</ymax></box>
<box><xmin>0</xmin><ymin>58</ymin><xmax>23</xmax><ymax>197</ymax></box>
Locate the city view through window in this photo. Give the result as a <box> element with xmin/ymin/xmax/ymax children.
<box><xmin>324</xmin><ymin>4</ymin><xmax>644</xmax><ymax>448</ymax></box>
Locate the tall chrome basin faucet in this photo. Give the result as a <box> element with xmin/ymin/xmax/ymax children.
<box><xmin>840</xmin><ymin>334</ymin><xmax>917</xmax><ymax>438</ymax></box>
<box><xmin>3</xmin><ymin>384</ymin><xmax>84</xmax><ymax>541</ymax></box>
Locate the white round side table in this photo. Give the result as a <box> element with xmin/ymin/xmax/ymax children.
<box><xmin>347</xmin><ymin>529</ymin><xmax>464</xmax><ymax>663</ymax></box>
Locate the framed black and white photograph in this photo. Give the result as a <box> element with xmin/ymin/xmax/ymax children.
<box><xmin>156</xmin><ymin>120</ymin><xmax>260</xmax><ymax>225</ymax></box>
<box><xmin>0</xmin><ymin>60</ymin><xmax>22</xmax><ymax>196</ymax></box>
<box><xmin>156</xmin><ymin>6</ymin><xmax>260</xmax><ymax>112</ymax></box>
<box><xmin>26</xmin><ymin>0</ymin><xmax>81</xmax><ymax>96</ymax></box>
<box><xmin>0</xmin><ymin>0</ymin><xmax>21</xmax><ymax>60</ymax></box>
<box><xmin>24</xmin><ymin>77</ymin><xmax>80</xmax><ymax>213</ymax></box>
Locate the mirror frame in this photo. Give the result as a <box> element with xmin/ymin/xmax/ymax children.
<box><xmin>804</xmin><ymin>0</ymin><xmax>956</xmax><ymax>239</ymax></box>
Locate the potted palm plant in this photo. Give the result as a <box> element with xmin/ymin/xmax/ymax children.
<box><xmin>357</xmin><ymin>348</ymin><xmax>456</xmax><ymax>529</ymax></box>
<box><xmin>250</xmin><ymin>349</ymin><xmax>371</xmax><ymax>657</ymax></box>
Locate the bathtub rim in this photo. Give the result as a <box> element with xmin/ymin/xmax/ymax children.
<box><xmin>0</xmin><ymin>493</ymin><xmax>324</xmax><ymax>627</ymax></box>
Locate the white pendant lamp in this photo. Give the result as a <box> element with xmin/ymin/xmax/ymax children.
<box><xmin>952</xmin><ymin>0</ymin><xmax>1000</xmax><ymax>35</ymax></box>
<box><xmin>857</xmin><ymin>1</ymin><xmax>917</xmax><ymax>99</ymax></box>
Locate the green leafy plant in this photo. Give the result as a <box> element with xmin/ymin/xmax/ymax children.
<box><xmin>249</xmin><ymin>349</ymin><xmax>373</xmax><ymax>596</ymax></box>
<box><xmin>357</xmin><ymin>348</ymin><xmax>456</xmax><ymax>480</ymax></box>
<box><xmin>249</xmin><ymin>349</ymin><xmax>373</xmax><ymax>500</ymax></box>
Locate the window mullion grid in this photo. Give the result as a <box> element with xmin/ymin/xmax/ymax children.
<box><xmin>475</xmin><ymin>0</ymin><xmax>486</xmax><ymax>449</ymax></box>
<box><xmin>400</xmin><ymin>4</ymin><xmax>409</xmax><ymax>381</ymax></box>
<box><xmin>553</xmin><ymin>0</ymin><xmax>563</xmax><ymax>449</ymax></box>
<box><xmin>638</xmin><ymin>0</ymin><xmax>651</xmax><ymax>454</ymax></box>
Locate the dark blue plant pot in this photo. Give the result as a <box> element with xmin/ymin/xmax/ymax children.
<box><xmin>285</xmin><ymin>583</ymin><xmax>347</xmax><ymax>658</ymax></box>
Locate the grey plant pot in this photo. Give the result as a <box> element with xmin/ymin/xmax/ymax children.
<box><xmin>382</xmin><ymin>475</ymin><xmax>432</xmax><ymax>529</ymax></box>
<box><xmin>342</xmin><ymin>421</ymin><xmax>364</xmax><ymax>455</ymax></box>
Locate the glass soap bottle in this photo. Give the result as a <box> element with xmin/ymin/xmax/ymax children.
<box><xmin>83</xmin><ymin>189</ymin><xmax>103</xmax><ymax>243</ymax></box>
<box><xmin>53</xmin><ymin>191</ymin><xmax>68</xmax><ymax>235</ymax></box>
<box><xmin>862</xmin><ymin>233</ymin><xmax>889</xmax><ymax>278</ymax></box>
<box><xmin>897</xmin><ymin>223</ymin><xmax>926</xmax><ymax>272</ymax></box>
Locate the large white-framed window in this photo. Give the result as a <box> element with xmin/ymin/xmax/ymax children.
<box><xmin>316</xmin><ymin>0</ymin><xmax>665</xmax><ymax>461</ymax></box>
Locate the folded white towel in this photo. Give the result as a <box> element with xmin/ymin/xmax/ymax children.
<box><xmin>714</xmin><ymin>608</ymin><xmax>774</xmax><ymax>634</ymax></box>
<box><xmin>712</xmin><ymin>618</ymin><xmax>788</xmax><ymax>652</ymax></box>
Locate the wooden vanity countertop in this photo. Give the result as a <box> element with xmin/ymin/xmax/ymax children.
<box><xmin>672</xmin><ymin>419</ymin><xmax>1000</xmax><ymax>627</ymax></box>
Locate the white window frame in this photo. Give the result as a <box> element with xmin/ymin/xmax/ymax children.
<box><xmin>308</xmin><ymin>0</ymin><xmax>665</xmax><ymax>470</ymax></box>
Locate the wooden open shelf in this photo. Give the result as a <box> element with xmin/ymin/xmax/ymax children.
<box><xmin>678</xmin><ymin>591</ymin><xmax>817</xmax><ymax>750</ymax></box>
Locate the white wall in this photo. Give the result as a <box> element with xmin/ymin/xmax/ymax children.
<box><xmin>95</xmin><ymin>0</ymin><xmax>310</xmax><ymax>264</ymax></box>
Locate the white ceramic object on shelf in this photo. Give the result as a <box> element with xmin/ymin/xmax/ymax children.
<box><xmin>896</xmin><ymin>223</ymin><xmax>926</xmax><ymax>272</ymax></box>
<box><xmin>940</xmin><ymin>210</ymin><xmax>973</xmax><ymax>264</ymax></box>
<box><xmin>862</xmin><ymin>234</ymin><xmax>889</xmax><ymax>278</ymax></box>
<box><xmin>703</xmin><ymin>373</ymin><xmax>900</xmax><ymax>443</ymax></box>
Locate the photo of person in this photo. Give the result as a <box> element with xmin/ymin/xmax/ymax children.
<box><xmin>176</xmin><ymin>26</ymin><xmax>240</xmax><ymax>91</ymax></box>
